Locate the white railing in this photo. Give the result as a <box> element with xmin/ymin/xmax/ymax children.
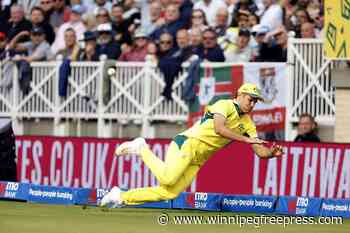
<box><xmin>0</xmin><ymin>59</ymin><xmax>189</xmax><ymax>137</ymax></box>
<box><xmin>285</xmin><ymin>38</ymin><xmax>346</xmax><ymax>140</ymax></box>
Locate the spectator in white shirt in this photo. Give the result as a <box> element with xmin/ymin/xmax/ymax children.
<box><xmin>193</xmin><ymin>0</ymin><xmax>227</xmax><ymax>27</ymax></box>
<box><xmin>225</xmin><ymin>28</ymin><xmax>252</xmax><ymax>62</ymax></box>
<box><xmin>85</xmin><ymin>0</ymin><xmax>112</xmax><ymax>15</ymax></box>
<box><xmin>51</xmin><ymin>4</ymin><xmax>86</xmax><ymax>54</ymax></box>
<box><xmin>259</xmin><ymin>0</ymin><xmax>282</xmax><ymax>32</ymax></box>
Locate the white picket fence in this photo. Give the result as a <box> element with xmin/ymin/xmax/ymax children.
<box><xmin>0</xmin><ymin>59</ymin><xmax>189</xmax><ymax>137</ymax></box>
<box><xmin>285</xmin><ymin>38</ymin><xmax>344</xmax><ymax>140</ymax></box>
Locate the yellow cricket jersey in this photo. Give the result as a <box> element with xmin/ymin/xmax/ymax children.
<box><xmin>182</xmin><ymin>99</ymin><xmax>257</xmax><ymax>149</ymax></box>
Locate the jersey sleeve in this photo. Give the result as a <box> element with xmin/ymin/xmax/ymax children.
<box><xmin>207</xmin><ymin>100</ymin><xmax>233</xmax><ymax>118</ymax></box>
<box><xmin>245</xmin><ymin>118</ymin><xmax>258</xmax><ymax>138</ymax></box>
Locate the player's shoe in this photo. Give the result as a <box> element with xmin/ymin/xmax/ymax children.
<box><xmin>115</xmin><ymin>137</ymin><xmax>148</xmax><ymax>156</ymax></box>
<box><xmin>100</xmin><ymin>186</ymin><xmax>122</xmax><ymax>207</ymax></box>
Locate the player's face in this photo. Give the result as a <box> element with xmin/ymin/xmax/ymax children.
<box><xmin>239</xmin><ymin>94</ymin><xmax>258</xmax><ymax>113</ymax></box>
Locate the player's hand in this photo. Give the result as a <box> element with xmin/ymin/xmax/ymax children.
<box><xmin>270</xmin><ymin>143</ymin><xmax>283</xmax><ymax>157</ymax></box>
<box><xmin>246</xmin><ymin>137</ymin><xmax>268</xmax><ymax>144</ymax></box>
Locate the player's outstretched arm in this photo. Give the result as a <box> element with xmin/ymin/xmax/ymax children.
<box><xmin>251</xmin><ymin>143</ymin><xmax>283</xmax><ymax>159</ymax></box>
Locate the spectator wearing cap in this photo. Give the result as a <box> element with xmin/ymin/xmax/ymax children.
<box><xmin>8</xmin><ymin>27</ymin><xmax>53</xmax><ymax>94</ymax></box>
<box><xmin>7</xmin><ymin>4</ymin><xmax>32</xmax><ymax>42</ymax></box>
<box><xmin>8</xmin><ymin>27</ymin><xmax>52</xmax><ymax>62</ymax></box>
<box><xmin>225</xmin><ymin>28</ymin><xmax>252</xmax><ymax>62</ymax></box>
<box><xmin>230</xmin><ymin>0</ymin><xmax>259</xmax><ymax>27</ymax></box>
<box><xmin>259</xmin><ymin>0</ymin><xmax>283</xmax><ymax>32</ymax></box>
<box><xmin>214</xmin><ymin>7</ymin><xmax>229</xmax><ymax>37</ymax></box>
<box><xmin>250</xmin><ymin>24</ymin><xmax>269</xmax><ymax>60</ymax></box>
<box><xmin>50</xmin><ymin>0</ymin><xmax>71</xmax><ymax>30</ymax></box>
<box><xmin>195</xmin><ymin>28</ymin><xmax>225</xmax><ymax>62</ymax></box>
<box><xmin>118</xmin><ymin>29</ymin><xmax>149</xmax><ymax>62</ymax></box>
<box><xmin>30</xmin><ymin>7</ymin><xmax>55</xmax><ymax>44</ymax></box>
<box><xmin>111</xmin><ymin>4</ymin><xmax>132</xmax><ymax>46</ymax></box>
<box><xmin>51</xmin><ymin>4</ymin><xmax>86</xmax><ymax>54</ymax></box>
<box><xmin>96</xmin><ymin>23</ymin><xmax>121</xmax><ymax>60</ymax></box>
<box><xmin>150</xmin><ymin>4</ymin><xmax>187</xmax><ymax>41</ymax></box>
<box><xmin>77</xmin><ymin>31</ymin><xmax>100</xmax><ymax>61</ymax></box>
<box><xmin>56</xmin><ymin>28</ymin><xmax>80</xmax><ymax>60</ymax></box>
<box><xmin>256</xmin><ymin>26</ymin><xmax>288</xmax><ymax>62</ymax></box>
<box><xmin>39</xmin><ymin>0</ymin><xmax>55</xmax><ymax>23</ymax></box>
<box><xmin>193</xmin><ymin>0</ymin><xmax>226</xmax><ymax>27</ymax></box>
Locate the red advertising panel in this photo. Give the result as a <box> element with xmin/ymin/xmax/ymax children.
<box><xmin>16</xmin><ymin>136</ymin><xmax>350</xmax><ymax>199</ymax></box>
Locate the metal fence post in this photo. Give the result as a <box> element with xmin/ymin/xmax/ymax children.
<box><xmin>97</xmin><ymin>57</ymin><xmax>113</xmax><ymax>138</ymax></box>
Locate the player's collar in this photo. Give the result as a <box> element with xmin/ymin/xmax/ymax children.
<box><xmin>233</xmin><ymin>100</ymin><xmax>244</xmax><ymax>117</ymax></box>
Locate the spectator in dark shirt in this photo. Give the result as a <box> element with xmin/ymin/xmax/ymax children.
<box><xmin>0</xmin><ymin>32</ymin><xmax>6</xmax><ymax>59</ymax></box>
<box><xmin>176</xmin><ymin>0</ymin><xmax>193</xmax><ymax>28</ymax></box>
<box><xmin>257</xmin><ymin>26</ymin><xmax>288</xmax><ymax>62</ymax></box>
<box><xmin>96</xmin><ymin>23</ymin><xmax>121</xmax><ymax>60</ymax></box>
<box><xmin>39</xmin><ymin>0</ymin><xmax>55</xmax><ymax>23</ymax></box>
<box><xmin>174</xmin><ymin>28</ymin><xmax>193</xmax><ymax>61</ymax></box>
<box><xmin>195</xmin><ymin>28</ymin><xmax>225</xmax><ymax>62</ymax></box>
<box><xmin>0</xmin><ymin>0</ymin><xmax>10</xmax><ymax>34</ymax></box>
<box><xmin>111</xmin><ymin>4</ymin><xmax>132</xmax><ymax>46</ymax></box>
<box><xmin>150</xmin><ymin>4</ymin><xmax>186</xmax><ymax>42</ymax></box>
<box><xmin>7</xmin><ymin>4</ymin><xmax>32</xmax><ymax>42</ymax></box>
<box><xmin>30</xmin><ymin>7</ymin><xmax>55</xmax><ymax>44</ymax></box>
<box><xmin>294</xmin><ymin>113</ymin><xmax>320</xmax><ymax>142</ymax></box>
<box><xmin>77</xmin><ymin>31</ymin><xmax>100</xmax><ymax>61</ymax></box>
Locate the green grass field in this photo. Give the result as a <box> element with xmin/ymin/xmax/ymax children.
<box><xmin>0</xmin><ymin>200</ymin><xmax>349</xmax><ymax>233</ymax></box>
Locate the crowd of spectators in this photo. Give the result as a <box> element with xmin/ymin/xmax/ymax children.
<box><xmin>0</xmin><ymin>0</ymin><xmax>324</xmax><ymax>63</ymax></box>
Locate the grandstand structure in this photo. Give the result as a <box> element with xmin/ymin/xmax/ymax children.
<box><xmin>0</xmin><ymin>38</ymin><xmax>342</xmax><ymax>141</ymax></box>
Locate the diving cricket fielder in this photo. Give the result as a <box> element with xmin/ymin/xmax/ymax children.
<box><xmin>101</xmin><ymin>83</ymin><xmax>283</xmax><ymax>206</ymax></box>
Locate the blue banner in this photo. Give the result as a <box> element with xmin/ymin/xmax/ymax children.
<box><xmin>134</xmin><ymin>200</ymin><xmax>172</xmax><ymax>209</ymax></box>
<box><xmin>320</xmin><ymin>199</ymin><xmax>350</xmax><ymax>217</ymax></box>
<box><xmin>275</xmin><ymin>196</ymin><xmax>322</xmax><ymax>216</ymax></box>
<box><xmin>221</xmin><ymin>195</ymin><xmax>276</xmax><ymax>213</ymax></box>
<box><xmin>0</xmin><ymin>181</ymin><xmax>29</xmax><ymax>200</ymax></box>
<box><xmin>172</xmin><ymin>192</ymin><xmax>222</xmax><ymax>211</ymax></box>
<box><xmin>27</xmin><ymin>184</ymin><xmax>75</xmax><ymax>205</ymax></box>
